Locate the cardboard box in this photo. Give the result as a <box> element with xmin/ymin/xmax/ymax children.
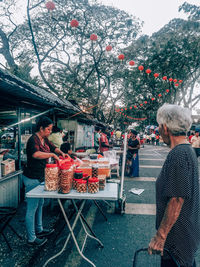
<box><xmin>1</xmin><ymin>159</ymin><xmax>15</xmax><ymax>176</ymax></box>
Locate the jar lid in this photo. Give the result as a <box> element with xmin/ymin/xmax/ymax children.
<box><xmin>77</xmin><ymin>179</ymin><xmax>87</xmax><ymax>184</ymax></box>
<box><xmin>60</xmin><ymin>164</ymin><xmax>71</xmax><ymax>170</ymax></box>
<box><xmin>83</xmin><ymin>173</ymin><xmax>88</xmax><ymax>178</ymax></box>
<box><xmin>46</xmin><ymin>164</ymin><xmax>58</xmax><ymax>168</ymax></box>
<box><xmin>88</xmin><ymin>177</ymin><xmax>99</xmax><ymax>183</ymax></box>
<box><xmin>74</xmin><ymin>170</ymin><xmax>83</xmax><ymax>174</ymax></box>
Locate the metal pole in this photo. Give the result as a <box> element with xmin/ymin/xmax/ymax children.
<box><xmin>120</xmin><ymin>132</ymin><xmax>127</xmax><ymax>199</ymax></box>
<box><xmin>17</xmin><ymin>108</ymin><xmax>21</xmax><ymax>170</ymax></box>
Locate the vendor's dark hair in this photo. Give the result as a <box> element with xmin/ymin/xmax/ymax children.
<box><xmin>52</xmin><ymin>126</ymin><xmax>61</xmax><ymax>133</ymax></box>
<box><xmin>131</xmin><ymin>129</ymin><xmax>137</xmax><ymax>136</ymax></box>
<box><xmin>36</xmin><ymin>116</ymin><xmax>53</xmax><ymax>132</ymax></box>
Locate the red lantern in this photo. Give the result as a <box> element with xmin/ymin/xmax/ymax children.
<box><xmin>125</xmin><ymin>108</ymin><xmax>127</xmax><ymax>110</ymax></box>
<box><xmin>162</xmin><ymin>76</ymin><xmax>167</xmax><ymax>81</ymax></box>
<box><xmin>130</xmin><ymin>106</ymin><xmax>132</xmax><ymax>109</ymax></box>
<box><xmin>134</xmin><ymin>105</ymin><xmax>137</xmax><ymax>108</ymax></box>
<box><xmin>118</xmin><ymin>54</ymin><xmax>125</xmax><ymax>60</ymax></box>
<box><xmin>144</xmin><ymin>101</ymin><xmax>147</xmax><ymax>104</ymax></box>
<box><xmin>169</xmin><ymin>78</ymin><xmax>173</xmax><ymax>82</ymax></box>
<box><xmin>166</xmin><ymin>89</ymin><xmax>169</xmax><ymax>93</ymax></box>
<box><xmin>106</xmin><ymin>45</ymin><xmax>112</xmax><ymax>52</ymax></box>
<box><xmin>175</xmin><ymin>83</ymin><xmax>179</xmax><ymax>87</ymax></box>
<box><xmin>151</xmin><ymin>97</ymin><xmax>155</xmax><ymax>101</ymax></box>
<box><xmin>121</xmin><ymin>109</ymin><xmax>123</xmax><ymax>111</ymax></box>
<box><xmin>140</xmin><ymin>103</ymin><xmax>143</xmax><ymax>106</ymax></box>
<box><xmin>154</xmin><ymin>73</ymin><xmax>159</xmax><ymax>78</ymax></box>
<box><xmin>46</xmin><ymin>1</ymin><xmax>55</xmax><ymax>11</ymax></box>
<box><xmin>138</xmin><ymin>65</ymin><xmax>144</xmax><ymax>71</ymax></box>
<box><xmin>70</xmin><ymin>19</ymin><xmax>79</xmax><ymax>28</ymax></box>
<box><xmin>122</xmin><ymin>113</ymin><xmax>124</xmax><ymax>115</ymax></box>
<box><xmin>179</xmin><ymin>80</ymin><xmax>183</xmax><ymax>83</ymax></box>
<box><xmin>90</xmin><ymin>34</ymin><xmax>98</xmax><ymax>41</ymax></box>
<box><xmin>129</xmin><ymin>60</ymin><xmax>135</xmax><ymax>66</ymax></box>
<box><xmin>158</xmin><ymin>93</ymin><xmax>162</xmax><ymax>97</ymax></box>
<box><xmin>173</xmin><ymin>79</ymin><xmax>177</xmax><ymax>83</ymax></box>
<box><xmin>146</xmin><ymin>69</ymin><xmax>151</xmax><ymax>74</ymax></box>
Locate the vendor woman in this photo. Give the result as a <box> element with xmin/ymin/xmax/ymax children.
<box><xmin>23</xmin><ymin>116</ymin><xmax>65</xmax><ymax>246</ymax></box>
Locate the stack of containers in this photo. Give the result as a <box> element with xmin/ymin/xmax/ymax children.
<box><xmin>73</xmin><ymin>169</ymin><xmax>83</xmax><ymax>190</ymax></box>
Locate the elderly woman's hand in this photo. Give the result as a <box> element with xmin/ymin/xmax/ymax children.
<box><xmin>148</xmin><ymin>232</ymin><xmax>166</xmax><ymax>256</ymax></box>
<box><xmin>51</xmin><ymin>153</ymin><xmax>60</xmax><ymax>162</ymax></box>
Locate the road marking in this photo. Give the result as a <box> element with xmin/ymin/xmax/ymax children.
<box><xmin>125</xmin><ymin>177</ymin><xmax>156</xmax><ymax>181</ymax></box>
<box><xmin>140</xmin><ymin>158</ymin><xmax>164</xmax><ymax>161</ymax></box>
<box><xmin>140</xmin><ymin>165</ymin><xmax>162</xmax><ymax>168</ymax></box>
<box><xmin>125</xmin><ymin>203</ymin><xmax>156</xmax><ymax>215</ymax></box>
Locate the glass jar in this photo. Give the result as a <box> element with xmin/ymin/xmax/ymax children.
<box><xmin>76</xmin><ymin>179</ymin><xmax>87</xmax><ymax>193</ymax></box>
<box><xmin>92</xmin><ymin>164</ymin><xmax>99</xmax><ymax>178</ymax></box>
<box><xmin>59</xmin><ymin>165</ymin><xmax>73</xmax><ymax>194</ymax></box>
<box><xmin>45</xmin><ymin>164</ymin><xmax>59</xmax><ymax>191</ymax></box>
<box><xmin>74</xmin><ymin>170</ymin><xmax>83</xmax><ymax>179</ymax></box>
<box><xmin>88</xmin><ymin>177</ymin><xmax>99</xmax><ymax>194</ymax></box>
<box><xmin>98</xmin><ymin>175</ymin><xmax>106</xmax><ymax>190</ymax></box>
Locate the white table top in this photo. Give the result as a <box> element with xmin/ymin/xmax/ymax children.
<box><xmin>26</xmin><ymin>183</ymin><xmax>119</xmax><ymax>201</ymax></box>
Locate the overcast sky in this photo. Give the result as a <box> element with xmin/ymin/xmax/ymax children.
<box><xmin>98</xmin><ymin>0</ymin><xmax>199</xmax><ymax>35</ymax></box>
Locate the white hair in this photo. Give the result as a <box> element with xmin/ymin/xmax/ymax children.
<box><xmin>157</xmin><ymin>103</ymin><xmax>192</xmax><ymax>136</ymax></box>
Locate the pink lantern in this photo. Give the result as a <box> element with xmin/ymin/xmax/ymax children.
<box><xmin>70</xmin><ymin>19</ymin><xmax>79</xmax><ymax>28</ymax></box>
<box><xmin>154</xmin><ymin>73</ymin><xmax>159</xmax><ymax>78</ymax></box>
<box><xmin>106</xmin><ymin>45</ymin><xmax>112</xmax><ymax>52</ymax></box>
<box><xmin>144</xmin><ymin>101</ymin><xmax>147</xmax><ymax>104</ymax></box>
<box><xmin>46</xmin><ymin>1</ymin><xmax>55</xmax><ymax>11</ymax></box>
<box><xmin>173</xmin><ymin>79</ymin><xmax>177</xmax><ymax>83</ymax></box>
<box><xmin>175</xmin><ymin>83</ymin><xmax>179</xmax><ymax>87</ymax></box>
<box><xmin>179</xmin><ymin>80</ymin><xmax>183</xmax><ymax>83</ymax></box>
<box><xmin>90</xmin><ymin>34</ymin><xmax>98</xmax><ymax>41</ymax></box>
<box><xmin>138</xmin><ymin>65</ymin><xmax>144</xmax><ymax>71</ymax></box>
<box><xmin>169</xmin><ymin>78</ymin><xmax>173</xmax><ymax>82</ymax></box>
<box><xmin>140</xmin><ymin>103</ymin><xmax>143</xmax><ymax>106</ymax></box>
<box><xmin>162</xmin><ymin>76</ymin><xmax>167</xmax><ymax>81</ymax></box>
<box><xmin>158</xmin><ymin>93</ymin><xmax>162</xmax><ymax>97</ymax></box>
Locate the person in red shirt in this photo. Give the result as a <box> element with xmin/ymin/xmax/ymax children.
<box><xmin>99</xmin><ymin>128</ymin><xmax>110</xmax><ymax>154</ymax></box>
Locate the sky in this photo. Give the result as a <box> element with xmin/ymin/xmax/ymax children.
<box><xmin>98</xmin><ymin>0</ymin><xmax>200</xmax><ymax>35</ymax></box>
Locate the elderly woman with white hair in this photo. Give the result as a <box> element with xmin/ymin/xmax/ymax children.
<box><xmin>148</xmin><ymin>104</ymin><xmax>200</xmax><ymax>267</ymax></box>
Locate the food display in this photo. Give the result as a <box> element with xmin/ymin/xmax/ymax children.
<box><xmin>73</xmin><ymin>170</ymin><xmax>83</xmax><ymax>190</ymax></box>
<box><xmin>45</xmin><ymin>164</ymin><xmax>59</xmax><ymax>191</ymax></box>
<box><xmin>98</xmin><ymin>164</ymin><xmax>110</xmax><ymax>178</ymax></box>
<box><xmin>76</xmin><ymin>180</ymin><xmax>87</xmax><ymax>193</ymax></box>
<box><xmin>88</xmin><ymin>177</ymin><xmax>99</xmax><ymax>193</ymax></box>
<box><xmin>59</xmin><ymin>165</ymin><xmax>73</xmax><ymax>194</ymax></box>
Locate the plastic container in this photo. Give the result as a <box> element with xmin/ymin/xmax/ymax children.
<box><xmin>88</xmin><ymin>177</ymin><xmax>99</xmax><ymax>193</ymax></box>
<box><xmin>45</xmin><ymin>163</ymin><xmax>59</xmax><ymax>191</ymax></box>
<box><xmin>59</xmin><ymin>164</ymin><xmax>73</xmax><ymax>194</ymax></box>
<box><xmin>98</xmin><ymin>164</ymin><xmax>110</xmax><ymax>178</ymax></box>
<box><xmin>76</xmin><ymin>179</ymin><xmax>87</xmax><ymax>193</ymax></box>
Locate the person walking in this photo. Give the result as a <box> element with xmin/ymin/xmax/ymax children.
<box><xmin>191</xmin><ymin>130</ymin><xmax>200</xmax><ymax>157</ymax></box>
<box><xmin>99</xmin><ymin>128</ymin><xmax>110</xmax><ymax>155</ymax></box>
<box><xmin>126</xmin><ymin>129</ymin><xmax>140</xmax><ymax>177</ymax></box>
<box><xmin>94</xmin><ymin>127</ymin><xmax>101</xmax><ymax>153</ymax></box>
<box><xmin>23</xmin><ymin>116</ymin><xmax>65</xmax><ymax>246</ymax></box>
<box><xmin>148</xmin><ymin>104</ymin><xmax>200</xmax><ymax>267</ymax></box>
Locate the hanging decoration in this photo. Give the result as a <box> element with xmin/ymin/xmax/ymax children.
<box><xmin>146</xmin><ymin>69</ymin><xmax>151</xmax><ymax>75</ymax></box>
<box><xmin>151</xmin><ymin>97</ymin><xmax>155</xmax><ymax>101</ymax></box>
<box><xmin>179</xmin><ymin>80</ymin><xmax>183</xmax><ymax>83</ymax></box>
<box><xmin>130</xmin><ymin>106</ymin><xmax>132</xmax><ymax>109</ymax></box>
<box><xmin>118</xmin><ymin>54</ymin><xmax>125</xmax><ymax>61</ymax></box>
<box><xmin>144</xmin><ymin>101</ymin><xmax>147</xmax><ymax>104</ymax></box>
<box><xmin>162</xmin><ymin>76</ymin><xmax>167</xmax><ymax>81</ymax></box>
<box><xmin>90</xmin><ymin>34</ymin><xmax>98</xmax><ymax>41</ymax></box>
<box><xmin>169</xmin><ymin>78</ymin><xmax>173</xmax><ymax>82</ymax></box>
<box><xmin>129</xmin><ymin>60</ymin><xmax>135</xmax><ymax>66</ymax></box>
<box><xmin>158</xmin><ymin>93</ymin><xmax>162</xmax><ymax>97</ymax></box>
<box><xmin>175</xmin><ymin>83</ymin><xmax>179</xmax><ymax>87</ymax></box>
<box><xmin>138</xmin><ymin>65</ymin><xmax>144</xmax><ymax>71</ymax></box>
<box><xmin>106</xmin><ymin>45</ymin><xmax>112</xmax><ymax>52</ymax></box>
<box><xmin>70</xmin><ymin>19</ymin><xmax>79</xmax><ymax>28</ymax></box>
<box><xmin>166</xmin><ymin>89</ymin><xmax>169</xmax><ymax>93</ymax></box>
<box><xmin>154</xmin><ymin>73</ymin><xmax>159</xmax><ymax>78</ymax></box>
<box><xmin>140</xmin><ymin>103</ymin><xmax>143</xmax><ymax>106</ymax></box>
<box><xmin>173</xmin><ymin>79</ymin><xmax>177</xmax><ymax>83</ymax></box>
<box><xmin>46</xmin><ymin>1</ymin><xmax>55</xmax><ymax>11</ymax></box>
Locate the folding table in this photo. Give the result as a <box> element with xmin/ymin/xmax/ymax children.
<box><xmin>26</xmin><ymin>183</ymin><xmax>119</xmax><ymax>267</ymax></box>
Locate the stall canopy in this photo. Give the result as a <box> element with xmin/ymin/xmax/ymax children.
<box><xmin>0</xmin><ymin>68</ymin><xmax>105</xmax><ymax>127</ymax></box>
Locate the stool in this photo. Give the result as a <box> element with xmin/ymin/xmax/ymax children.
<box><xmin>0</xmin><ymin>207</ymin><xmax>22</xmax><ymax>251</ymax></box>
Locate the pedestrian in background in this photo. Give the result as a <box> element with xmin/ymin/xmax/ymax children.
<box><xmin>148</xmin><ymin>104</ymin><xmax>200</xmax><ymax>267</ymax></box>
<box><xmin>48</xmin><ymin>125</ymin><xmax>63</xmax><ymax>148</ymax></box>
<box><xmin>191</xmin><ymin>130</ymin><xmax>200</xmax><ymax>157</ymax></box>
<box><xmin>94</xmin><ymin>127</ymin><xmax>101</xmax><ymax>153</ymax></box>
